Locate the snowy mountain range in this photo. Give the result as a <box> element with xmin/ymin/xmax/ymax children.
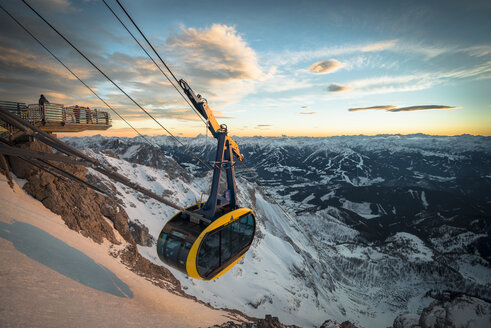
<box><xmin>62</xmin><ymin>134</ymin><xmax>491</xmax><ymax>327</ymax></box>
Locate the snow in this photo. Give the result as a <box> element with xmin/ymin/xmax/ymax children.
<box><xmin>387</xmin><ymin>232</ymin><xmax>434</xmax><ymax>262</ymax></box>
<box><xmin>321</xmin><ymin>191</ymin><xmax>335</xmax><ymax>201</ymax></box>
<box><xmin>302</xmin><ymin>193</ymin><xmax>316</xmax><ymax>204</ymax></box>
<box><xmin>0</xmin><ymin>174</ymin><xmax>242</xmax><ymax>328</ymax></box>
<box><xmin>341</xmin><ymin>199</ymin><xmax>379</xmax><ymax>219</ymax></box>
<box><xmin>59</xmin><ymin>134</ymin><xmax>491</xmax><ymax>328</ymax></box>
<box><xmin>420</xmin><ymin>296</ymin><xmax>491</xmax><ymax>328</ymax></box>
<box><xmin>421</xmin><ymin>191</ymin><xmax>429</xmax><ymax>208</ymax></box>
<box><xmin>446</xmin><ymin>297</ymin><xmax>491</xmax><ymax>328</ymax></box>
<box><xmin>83</xmin><ymin>153</ymin><xmax>330</xmax><ymax>326</ymax></box>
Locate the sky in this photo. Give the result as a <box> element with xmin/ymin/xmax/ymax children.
<box><xmin>0</xmin><ymin>0</ymin><xmax>490</xmax><ymax>137</ymax></box>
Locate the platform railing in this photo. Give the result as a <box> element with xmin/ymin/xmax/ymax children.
<box><xmin>1</xmin><ymin>100</ymin><xmax>112</xmax><ymax>137</ymax></box>
<box><xmin>23</xmin><ymin>103</ymin><xmax>111</xmax><ymax>126</ymax></box>
<box><xmin>0</xmin><ymin>101</ymin><xmax>27</xmax><ymax>137</ymax></box>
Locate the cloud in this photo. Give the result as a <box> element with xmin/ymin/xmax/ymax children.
<box><xmin>308</xmin><ymin>59</ymin><xmax>345</xmax><ymax>74</ymax></box>
<box><xmin>464</xmin><ymin>45</ymin><xmax>491</xmax><ymax>57</ymax></box>
<box><xmin>258</xmin><ymin>72</ymin><xmax>313</xmax><ymax>93</ymax></box>
<box><xmin>301</xmin><ymin>105</ymin><xmax>310</xmax><ymax>108</ymax></box>
<box><xmin>0</xmin><ymin>46</ymin><xmax>81</xmax><ymax>80</ymax></box>
<box><xmin>152</xmin><ymin>108</ymin><xmax>202</xmax><ymax>121</ymax></box>
<box><xmin>348</xmin><ymin>105</ymin><xmax>458</xmax><ymax>112</ymax></box>
<box><xmin>264</xmin><ymin>39</ymin><xmax>401</xmax><ymax>67</ymax></box>
<box><xmin>343</xmin><ymin>61</ymin><xmax>491</xmax><ymax>97</ymax></box>
<box><xmin>349</xmin><ymin>105</ymin><xmax>396</xmax><ymax>112</ymax></box>
<box><xmin>164</xmin><ymin>24</ymin><xmax>271</xmax><ymax>107</ymax></box>
<box><xmin>254</xmin><ymin>124</ymin><xmax>272</xmax><ymax>129</ymax></box>
<box><xmin>389</xmin><ymin>105</ymin><xmax>458</xmax><ymax>112</ymax></box>
<box><xmin>327</xmin><ymin>83</ymin><xmax>352</xmax><ymax>93</ymax></box>
<box><xmin>300</xmin><ymin>112</ymin><xmax>316</xmax><ymax>115</ymax></box>
<box><xmin>166</xmin><ymin>24</ymin><xmax>264</xmax><ymax>82</ymax></box>
<box><xmin>361</xmin><ymin>40</ymin><xmax>398</xmax><ymax>52</ymax></box>
<box><xmin>34</xmin><ymin>0</ymin><xmax>79</xmax><ymax>13</ymax></box>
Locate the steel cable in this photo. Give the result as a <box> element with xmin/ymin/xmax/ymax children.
<box><xmin>20</xmin><ymin>0</ymin><xmax>212</xmax><ymax>170</ymax></box>
<box><xmin>101</xmin><ymin>0</ymin><xmax>207</xmax><ymax>126</ymax></box>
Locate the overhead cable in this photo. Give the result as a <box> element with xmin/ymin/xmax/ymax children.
<box><xmin>0</xmin><ymin>3</ymin><xmax>151</xmax><ymax>144</ymax></box>
<box><xmin>20</xmin><ymin>0</ymin><xmax>212</xmax><ymax>170</ymax></box>
<box><xmin>0</xmin><ymin>2</ymin><xmax>211</xmax><ymax>194</ymax></box>
<box><xmin>101</xmin><ymin>0</ymin><xmax>207</xmax><ymax>126</ymax></box>
<box><xmin>108</xmin><ymin>0</ymin><xmax>309</xmax><ymax>241</ymax></box>
<box><xmin>114</xmin><ymin>0</ymin><xmax>182</xmax><ymax>89</ymax></box>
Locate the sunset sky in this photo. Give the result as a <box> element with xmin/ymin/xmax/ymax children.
<box><xmin>0</xmin><ymin>0</ymin><xmax>490</xmax><ymax>137</ymax></box>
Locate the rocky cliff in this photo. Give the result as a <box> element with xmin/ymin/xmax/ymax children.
<box><xmin>9</xmin><ymin>139</ymin><xmax>135</xmax><ymax>245</ymax></box>
<box><xmin>5</xmin><ymin>139</ymin><xmax>186</xmax><ymax>295</ymax></box>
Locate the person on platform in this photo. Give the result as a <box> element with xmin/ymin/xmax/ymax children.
<box><xmin>74</xmin><ymin>105</ymin><xmax>80</xmax><ymax>123</ymax></box>
<box><xmin>86</xmin><ymin>107</ymin><xmax>92</xmax><ymax>124</ymax></box>
<box><xmin>38</xmin><ymin>94</ymin><xmax>49</xmax><ymax>106</ymax></box>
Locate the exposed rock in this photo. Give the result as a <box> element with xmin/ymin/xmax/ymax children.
<box><xmin>420</xmin><ymin>295</ymin><xmax>490</xmax><ymax>328</ymax></box>
<box><xmin>118</xmin><ymin>245</ymin><xmax>182</xmax><ymax>295</ymax></box>
<box><xmin>79</xmin><ymin>140</ymin><xmax>191</xmax><ymax>181</ymax></box>
<box><xmin>101</xmin><ymin>149</ymin><xmax>119</xmax><ymax>159</ymax></box>
<box><xmin>100</xmin><ymin>201</ymin><xmax>135</xmax><ymax>244</ymax></box>
<box><xmin>86</xmin><ymin>172</ymin><xmax>120</xmax><ymax>198</ymax></box>
<box><xmin>5</xmin><ymin>139</ymin><xmax>263</xmax><ymax>327</ymax></box>
<box><xmin>8</xmin><ymin>139</ymin><xmax>135</xmax><ymax>245</ymax></box>
<box><xmin>210</xmin><ymin>314</ymin><xmax>300</xmax><ymax>328</ymax></box>
<box><xmin>392</xmin><ymin>314</ymin><xmax>420</xmax><ymax>328</ymax></box>
<box><xmin>320</xmin><ymin>320</ymin><xmax>358</xmax><ymax>328</ymax></box>
<box><xmin>393</xmin><ymin>292</ymin><xmax>491</xmax><ymax>328</ymax></box>
<box><xmin>128</xmin><ymin>219</ymin><xmax>154</xmax><ymax>246</ymax></box>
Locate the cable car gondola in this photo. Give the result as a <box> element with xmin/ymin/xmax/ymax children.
<box><xmin>157</xmin><ymin>80</ymin><xmax>256</xmax><ymax>280</ymax></box>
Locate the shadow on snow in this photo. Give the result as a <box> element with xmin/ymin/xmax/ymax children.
<box><xmin>0</xmin><ymin>220</ymin><xmax>133</xmax><ymax>298</ymax></box>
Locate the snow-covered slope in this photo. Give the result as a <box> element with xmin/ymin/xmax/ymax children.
<box><xmin>63</xmin><ymin>134</ymin><xmax>491</xmax><ymax>327</ymax></box>
<box><xmin>0</xmin><ymin>175</ymin><xmax>238</xmax><ymax>328</ymax></box>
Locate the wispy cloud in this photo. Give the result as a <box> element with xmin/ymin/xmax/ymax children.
<box><xmin>263</xmin><ymin>39</ymin><xmax>400</xmax><ymax>67</ymax></box>
<box><xmin>0</xmin><ymin>45</ymin><xmax>87</xmax><ymax>80</ymax></box>
<box><xmin>327</xmin><ymin>83</ymin><xmax>352</xmax><ymax>93</ymax></box>
<box><xmin>389</xmin><ymin>105</ymin><xmax>459</xmax><ymax>112</ymax></box>
<box><xmin>349</xmin><ymin>105</ymin><xmax>458</xmax><ymax>112</ymax></box>
<box><xmin>342</xmin><ymin>61</ymin><xmax>491</xmax><ymax>96</ymax></box>
<box><xmin>301</xmin><ymin>105</ymin><xmax>310</xmax><ymax>108</ymax></box>
<box><xmin>300</xmin><ymin>112</ymin><xmax>316</xmax><ymax>115</ymax></box>
<box><xmin>258</xmin><ymin>71</ymin><xmax>313</xmax><ymax>93</ymax></box>
<box><xmin>348</xmin><ymin>105</ymin><xmax>396</xmax><ymax>112</ymax></box>
<box><xmin>463</xmin><ymin>45</ymin><xmax>491</xmax><ymax>57</ymax></box>
<box><xmin>35</xmin><ymin>0</ymin><xmax>80</xmax><ymax>13</ymax></box>
<box><xmin>254</xmin><ymin>124</ymin><xmax>272</xmax><ymax>130</ymax></box>
<box><xmin>361</xmin><ymin>39</ymin><xmax>398</xmax><ymax>52</ymax></box>
<box><xmin>308</xmin><ymin>59</ymin><xmax>345</xmax><ymax>74</ymax></box>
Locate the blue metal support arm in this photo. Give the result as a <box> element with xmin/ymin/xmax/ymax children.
<box><xmin>179</xmin><ymin>79</ymin><xmax>241</xmax><ymax>221</ymax></box>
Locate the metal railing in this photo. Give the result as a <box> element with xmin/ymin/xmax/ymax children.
<box><xmin>63</xmin><ymin>106</ymin><xmax>111</xmax><ymax>125</ymax></box>
<box><xmin>0</xmin><ymin>101</ymin><xmax>27</xmax><ymax>137</ymax></box>
<box><xmin>0</xmin><ymin>100</ymin><xmax>111</xmax><ymax>127</ymax></box>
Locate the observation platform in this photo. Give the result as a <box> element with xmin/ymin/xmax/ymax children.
<box><xmin>0</xmin><ymin>100</ymin><xmax>111</xmax><ymax>135</ymax></box>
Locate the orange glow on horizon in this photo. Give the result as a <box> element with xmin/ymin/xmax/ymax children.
<box><xmin>58</xmin><ymin>125</ymin><xmax>491</xmax><ymax>138</ymax></box>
